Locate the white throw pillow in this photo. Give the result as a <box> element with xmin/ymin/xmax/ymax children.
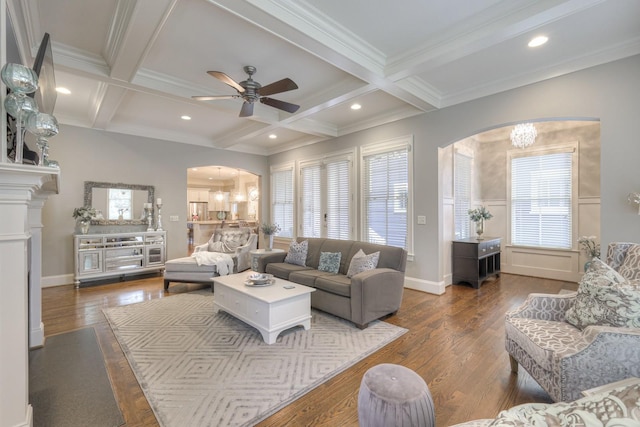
<box><xmin>284</xmin><ymin>240</ymin><xmax>308</xmax><ymax>266</ymax></box>
<box><xmin>346</xmin><ymin>249</ymin><xmax>380</xmax><ymax>278</ymax></box>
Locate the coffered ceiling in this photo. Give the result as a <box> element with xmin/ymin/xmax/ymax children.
<box><xmin>6</xmin><ymin>0</ymin><xmax>640</xmax><ymax>155</ymax></box>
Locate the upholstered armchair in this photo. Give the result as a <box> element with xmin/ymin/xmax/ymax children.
<box><xmin>505</xmin><ymin>242</ymin><xmax>640</xmax><ymax>402</ymax></box>
<box><xmin>163</xmin><ymin>227</ymin><xmax>257</xmax><ymax>291</ymax></box>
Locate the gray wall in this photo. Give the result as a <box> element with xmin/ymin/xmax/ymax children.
<box><xmin>269</xmin><ymin>54</ymin><xmax>640</xmax><ymax>284</ymax></box>
<box><xmin>42</xmin><ymin>125</ymin><xmax>268</xmax><ymax>279</ymax></box>
<box><xmin>41</xmin><ymin>54</ymin><xmax>640</xmax><ymax>285</ymax></box>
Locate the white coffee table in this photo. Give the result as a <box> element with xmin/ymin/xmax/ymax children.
<box><xmin>212</xmin><ymin>273</ymin><xmax>315</xmax><ymax>344</ymax></box>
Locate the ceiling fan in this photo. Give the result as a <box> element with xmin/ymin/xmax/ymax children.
<box><xmin>192</xmin><ymin>66</ymin><xmax>300</xmax><ymax>117</ymax></box>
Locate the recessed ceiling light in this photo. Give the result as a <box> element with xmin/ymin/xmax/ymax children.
<box><xmin>191</xmin><ymin>168</ymin><xmax>198</xmax><ymax>171</ymax></box>
<box><xmin>351</xmin><ymin>103</ymin><xmax>362</xmax><ymax>110</ymax></box>
<box><xmin>528</xmin><ymin>36</ymin><xmax>548</xmax><ymax>48</ymax></box>
<box><xmin>56</xmin><ymin>87</ymin><xmax>71</xmax><ymax>95</ymax></box>
<box><xmin>181</xmin><ymin>115</ymin><xmax>192</xmax><ymax>120</ymax></box>
<box><xmin>269</xmin><ymin>134</ymin><xmax>277</xmax><ymax>139</ymax></box>
<box><xmin>208</xmin><ymin>177</ymin><xmax>213</xmax><ymax>180</ymax></box>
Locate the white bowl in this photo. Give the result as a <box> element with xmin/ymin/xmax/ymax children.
<box><xmin>247</xmin><ymin>273</ymin><xmax>273</xmax><ymax>285</ymax></box>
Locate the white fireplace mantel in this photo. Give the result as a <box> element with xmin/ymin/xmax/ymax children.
<box><xmin>0</xmin><ymin>163</ymin><xmax>60</xmax><ymax>427</ymax></box>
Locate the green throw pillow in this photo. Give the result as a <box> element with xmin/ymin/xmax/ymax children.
<box><xmin>318</xmin><ymin>252</ymin><xmax>341</xmax><ymax>274</ymax></box>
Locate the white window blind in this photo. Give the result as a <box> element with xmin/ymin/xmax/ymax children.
<box><xmin>454</xmin><ymin>152</ymin><xmax>472</xmax><ymax>239</ymax></box>
<box><xmin>271</xmin><ymin>167</ymin><xmax>294</xmax><ymax>238</ymax></box>
<box><xmin>363</xmin><ymin>146</ymin><xmax>409</xmax><ymax>249</ymax></box>
<box><xmin>299</xmin><ymin>156</ymin><xmax>352</xmax><ymax>239</ymax></box>
<box><xmin>326</xmin><ymin>159</ymin><xmax>350</xmax><ymax>239</ymax></box>
<box><xmin>511</xmin><ymin>152</ymin><xmax>572</xmax><ymax>249</ymax></box>
<box><xmin>300</xmin><ymin>164</ymin><xmax>322</xmax><ymax>237</ymax></box>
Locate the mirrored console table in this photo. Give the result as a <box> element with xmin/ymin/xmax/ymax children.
<box><xmin>74</xmin><ymin>231</ymin><xmax>166</xmax><ymax>288</ymax></box>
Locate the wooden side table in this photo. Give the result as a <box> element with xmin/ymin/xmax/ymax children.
<box><xmin>452</xmin><ymin>237</ymin><xmax>501</xmax><ymax>288</ymax></box>
<box><xmin>249</xmin><ymin>248</ymin><xmax>285</xmax><ymax>271</ymax></box>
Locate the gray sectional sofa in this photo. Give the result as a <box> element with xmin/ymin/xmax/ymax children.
<box><xmin>256</xmin><ymin>237</ymin><xmax>407</xmax><ymax>328</ymax></box>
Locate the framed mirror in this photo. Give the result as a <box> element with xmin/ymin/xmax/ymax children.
<box><xmin>84</xmin><ymin>181</ymin><xmax>155</xmax><ymax>225</ymax></box>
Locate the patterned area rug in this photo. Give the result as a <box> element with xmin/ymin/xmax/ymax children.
<box><xmin>103</xmin><ymin>293</ymin><xmax>407</xmax><ymax>427</ymax></box>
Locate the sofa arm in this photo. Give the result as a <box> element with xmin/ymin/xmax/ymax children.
<box><xmin>507</xmin><ymin>292</ymin><xmax>576</xmax><ymax>322</ymax></box>
<box><xmin>256</xmin><ymin>252</ymin><xmax>288</xmax><ymax>273</ymax></box>
<box><xmin>234</xmin><ymin>234</ymin><xmax>258</xmax><ymax>272</ymax></box>
<box><xmin>350</xmin><ymin>268</ymin><xmax>405</xmax><ymax>327</ymax></box>
<box><xmin>559</xmin><ymin>327</ymin><xmax>640</xmax><ymax>401</ymax></box>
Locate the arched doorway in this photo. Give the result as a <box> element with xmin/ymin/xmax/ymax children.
<box><xmin>186</xmin><ymin>166</ymin><xmax>260</xmax><ymax>249</ymax></box>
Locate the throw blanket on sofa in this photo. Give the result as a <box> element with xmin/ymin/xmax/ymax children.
<box><xmin>190</xmin><ymin>252</ymin><xmax>234</xmax><ymax>276</ymax></box>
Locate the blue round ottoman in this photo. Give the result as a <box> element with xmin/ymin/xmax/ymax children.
<box><xmin>358</xmin><ymin>363</ymin><xmax>435</xmax><ymax>427</ymax></box>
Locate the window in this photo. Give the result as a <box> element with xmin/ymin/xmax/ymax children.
<box><xmin>510</xmin><ymin>148</ymin><xmax>574</xmax><ymax>249</ymax></box>
<box><xmin>299</xmin><ymin>153</ymin><xmax>353</xmax><ymax>239</ymax></box>
<box><xmin>454</xmin><ymin>152</ymin><xmax>472</xmax><ymax>239</ymax></box>
<box><xmin>108</xmin><ymin>188</ymin><xmax>132</xmax><ymax>220</ymax></box>
<box><xmin>271</xmin><ymin>164</ymin><xmax>294</xmax><ymax>238</ymax></box>
<box><xmin>361</xmin><ymin>137</ymin><xmax>413</xmax><ymax>251</ymax></box>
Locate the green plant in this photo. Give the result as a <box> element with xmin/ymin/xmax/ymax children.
<box><xmin>72</xmin><ymin>206</ymin><xmax>96</xmax><ymax>222</ymax></box>
<box><xmin>468</xmin><ymin>206</ymin><xmax>493</xmax><ymax>223</ymax></box>
<box><xmin>260</xmin><ymin>222</ymin><xmax>281</xmax><ymax>235</ymax></box>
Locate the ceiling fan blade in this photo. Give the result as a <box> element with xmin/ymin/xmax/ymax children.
<box><xmin>192</xmin><ymin>95</ymin><xmax>238</xmax><ymax>101</ymax></box>
<box><xmin>239</xmin><ymin>101</ymin><xmax>254</xmax><ymax>117</ymax></box>
<box><xmin>258</xmin><ymin>78</ymin><xmax>298</xmax><ymax>96</ymax></box>
<box><xmin>260</xmin><ymin>97</ymin><xmax>300</xmax><ymax>114</ymax></box>
<box><xmin>207</xmin><ymin>71</ymin><xmax>245</xmax><ymax>93</ymax></box>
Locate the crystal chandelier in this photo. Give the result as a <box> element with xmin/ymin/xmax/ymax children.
<box><xmin>510</xmin><ymin>123</ymin><xmax>537</xmax><ymax>149</ymax></box>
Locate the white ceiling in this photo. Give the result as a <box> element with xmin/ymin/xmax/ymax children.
<box><xmin>6</xmin><ymin>0</ymin><xmax>640</xmax><ymax>155</ymax></box>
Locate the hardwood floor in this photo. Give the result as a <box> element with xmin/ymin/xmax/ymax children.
<box><xmin>39</xmin><ymin>273</ymin><xmax>577</xmax><ymax>426</ymax></box>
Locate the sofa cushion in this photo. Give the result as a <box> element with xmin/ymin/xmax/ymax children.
<box><xmin>289</xmin><ymin>269</ymin><xmax>335</xmax><ymax>287</ymax></box>
<box><xmin>617</xmin><ymin>244</ymin><xmax>640</xmax><ymax>280</ymax></box>
<box><xmin>318</xmin><ymin>251</ymin><xmax>341</xmax><ymax>274</ymax></box>
<box><xmin>347</xmin><ymin>249</ymin><xmax>380</xmax><ymax>278</ymax></box>
<box><xmin>314</xmin><ymin>274</ymin><xmax>351</xmax><ymax>297</ymax></box>
<box><xmin>285</xmin><ymin>240</ymin><xmax>308</xmax><ymax>266</ymax></box>
<box><xmin>505</xmin><ymin>317</ymin><xmax>587</xmax><ymax>372</ymax></box>
<box><xmin>349</xmin><ymin>242</ymin><xmax>406</xmax><ymax>272</ymax></box>
<box><xmin>208</xmin><ymin>227</ymin><xmax>250</xmax><ymax>252</ymax></box>
<box><xmin>265</xmin><ymin>262</ymin><xmax>312</xmax><ymax>280</ymax></box>
<box><xmin>565</xmin><ymin>258</ymin><xmax>640</xmax><ymax>329</ymax></box>
<box><xmin>164</xmin><ymin>257</ymin><xmax>217</xmax><ymax>273</ymax></box>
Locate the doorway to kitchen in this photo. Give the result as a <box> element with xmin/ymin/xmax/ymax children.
<box><xmin>186</xmin><ymin>166</ymin><xmax>260</xmax><ymax>252</ymax></box>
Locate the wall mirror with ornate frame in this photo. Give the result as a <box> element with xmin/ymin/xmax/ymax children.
<box><xmin>84</xmin><ymin>181</ymin><xmax>155</xmax><ymax>225</ymax></box>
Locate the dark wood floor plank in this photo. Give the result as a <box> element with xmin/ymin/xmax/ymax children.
<box><xmin>39</xmin><ymin>273</ymin><xmax>576</xmax><ymax>426</ymax></box>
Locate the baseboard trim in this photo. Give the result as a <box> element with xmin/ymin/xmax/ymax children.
<box><xmin>30</xmin><ymin>322</ymin><xmax>44</xmax><ymax>349</ymax></box>
<box><xmin>404</xmin><ymin>276</ymin><xmax>446</xmax><ymax>295</ymax></box>
<box><xmin>42</xmin><ymin>274</ymin><xmax>74</xmax><ymax>288</ymax></box>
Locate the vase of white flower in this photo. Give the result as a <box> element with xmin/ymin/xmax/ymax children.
<box><xmin>73</xmin><ymin>206</ymin><xmax>97</xmax><ymax>234</ymax></box>
<box><xmin>260</xmin><ymin>222</ymin><xmax>281</xmax><ymax>251</ymax></box>
<box><xmin>468</xmin><ymin>206</ymin><xmax>493</xmax><ymax>240</ymax></box>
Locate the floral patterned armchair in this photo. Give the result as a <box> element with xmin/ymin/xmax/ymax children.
<box><xmin>504</xmin><ymin>242</ymin><xmax>640</xmax><ymax>402</ymax></box>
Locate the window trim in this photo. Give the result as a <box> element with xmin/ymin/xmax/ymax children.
<box><xmin>360</xmin><ymin>135</ymin><xmax>414</xmax><ymax>257</ymax></box>
<box><xmin>506</xmin><ymin>142</ymin><xmax>578</xmax><ymax>250</ymax></box>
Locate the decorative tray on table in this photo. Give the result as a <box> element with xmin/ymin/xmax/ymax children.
<box><xmin>245</xmin><ymin>273</ymin><xmax>275</xmax><ymax>287</ymax></box>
